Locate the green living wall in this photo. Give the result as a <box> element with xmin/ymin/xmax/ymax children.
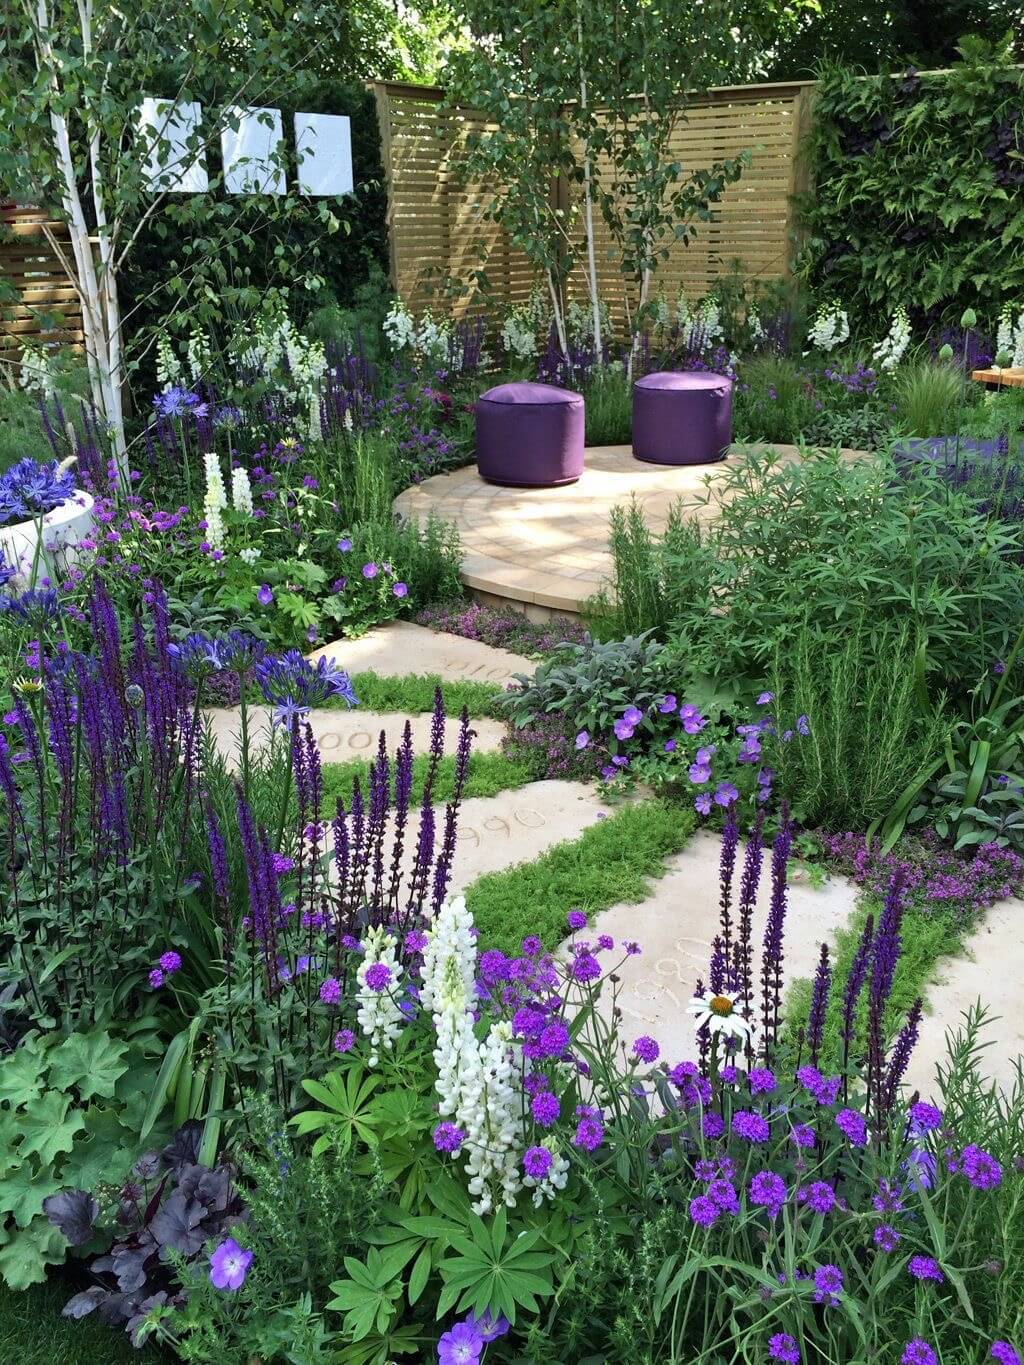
<box><xmin>797</xmin><ymin>36</ymin><xmax>1024</xmax><ymax>330</ymax></box>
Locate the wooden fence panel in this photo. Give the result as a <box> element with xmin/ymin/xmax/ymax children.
<box><xmin>370</xmin><ymin>79</ymin><xmax>815</xmax><ymax>321</ymax></box>
<box><xmin>0</xmin><ymin>203</ymin><xmax>84</xmax><ymax>358</ymax></box>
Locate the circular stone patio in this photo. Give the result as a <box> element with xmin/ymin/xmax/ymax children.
<box><xmin>394</xmin><ymin>442</ymin><xmax>867</xmax><ymax>619</ymax></box>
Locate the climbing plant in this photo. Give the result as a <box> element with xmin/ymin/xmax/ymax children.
<box><xmin>797</xmin><ymin>35</ymin><xmax>1024</xmax><ymax>331</ymax></box>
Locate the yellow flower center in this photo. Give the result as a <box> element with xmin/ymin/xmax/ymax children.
<box><xmin>709</xmin><ymin>995</ymin><xmax>734</xmax><ymax>1017</ymax></box>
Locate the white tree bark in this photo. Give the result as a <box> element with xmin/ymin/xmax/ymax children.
<box><xmin>576</xmin><ymin>0</ymin><xmax>602</xmax><ymax>363</ymax></box>
<box><xmin>31</xmin><ymin>0</ymin><xmax>127</xmax><ymax>469</ymax></box>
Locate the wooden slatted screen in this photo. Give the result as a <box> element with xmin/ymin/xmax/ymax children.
<box><xmin>0</xmin><ymin>202</ymin><xmax>84</xmax><ymax>358</ymax></box>
<box><xmin>371</xmin><ymin>79</ymin><xmax>815</xmax><ymax>319</ymax></box>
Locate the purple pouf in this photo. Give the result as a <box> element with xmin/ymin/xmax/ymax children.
<box><xmin>476</xmin><ymin>382</ymin><xmax>585</xmax><ymax>487</ymax></box>
<box><xmin>632</xmin><ymin>371</ymin><xmax>733</xmax><ymax>465</ymax></box>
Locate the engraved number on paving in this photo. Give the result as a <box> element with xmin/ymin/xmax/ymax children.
<box><xmin>460</xmin><ymin>809</ymin><xmax>546</xmax><ymax>847</ymax></box>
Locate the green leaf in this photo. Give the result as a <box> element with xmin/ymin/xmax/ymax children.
<box><xmin>0</xmin><ymin>1217</ymin><xmax>66</xmax><ymax>1290</ymax></box>
<box><xmin>47</xmin><ymin>1030</ymin><xmax>129</xmax><ymax>1101</ymax></box>
<box><xmin>0</xmin><ymin>1161</ymin><xmax>61</xmax><ymax>1229</ymax></box>
<box><xmin>0</xmin><ymin>1047</ymin><xmax>46</xmax><ymax>1109</ymax></box>
<box><xmin>16</xmin><ymin>1093</ymin><xmax>85</xmax><ymax>1166</ymax></box>
<box><xmin>141</xmin><ymin>1023</ymin><xmax>195</xmax><ymax>1141</ymax></box>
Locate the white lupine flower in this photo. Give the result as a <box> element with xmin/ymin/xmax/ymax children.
<box><xmin>421</xmin><ymin>895</ymin><xmax>528</xmax><ymax>1214</ymax></box>
<box><xmin>355</xmin><ymin>927</ymin><xmax>406</xmax><ymax>1067</ymax></box>
<box><xmin>203</xmin><ymin>452</ymin><xmax>228</xmax><ymax>549</ymax></box>
<box><xmin>808</xmin><ymin>302</ymin><xmax>850</xmax><ymax>353</ymax></box>
<box><xmin>748</xmin><ymin>309</ymin><xmax>765</xmax><ymax>342</ymax></box>
<box><xmin>155</xmin><ymin>334</ymin><xmax>181</xmax><ymax>390</ymax></box>
<box><xmin>231</xmin><ymin>466</ymin><xmax>253</xmax><ymax>515</ymax></box>
<box><xmin>871</xmin><ymin>306</ymin><xmax>912</xmax><ymax>372</ymax></box>
<box><xmin>238</xmin><ymin>547</ymin><xmax>260</xmax><ymax>565</ymax></box>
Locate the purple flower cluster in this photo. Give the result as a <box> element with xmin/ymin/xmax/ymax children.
<box><xmin>0</xmin><ymin>457</ymin><xmax>77</xmax><ymax>527</ymax></box>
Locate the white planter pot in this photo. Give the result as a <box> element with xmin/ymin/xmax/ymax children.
<box><xmin>0</xmin><ymin>490</ymin><xmax>95</xmax><ymax>591</ymax></box>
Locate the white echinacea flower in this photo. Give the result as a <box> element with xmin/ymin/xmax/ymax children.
<box><xmin>687</xmin><ymin>990</ymin><xmax>756</xmax><ymax>1049</ymax></box>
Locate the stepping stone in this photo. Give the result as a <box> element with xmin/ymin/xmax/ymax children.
<box><xmin>308</xmin><ymin>621</ymin><xmax>535</xmax><ymax>688</ymax></box>
<box><xmin>321</xmin><ymin>780</ymin><xmax>615</xmax><ymax>894</ymax></box>
<box><xmin>204</xmin><ymin>706</ymin><xmax>507</xmax><ymax>766</ymax></box>
<box><xmin>581</xmin><ymin>831</ymin><xmax>860</xmax><ymax>1064</ymax></box>
<box><xmin>904</xmin><ymin>898</ymin><xmax>1024</xmax><ymax>1099</ymax></box>
<box><xmin>450</xmin><ymin>782</ymin><xmax>615</xmax><ymax>886</ymax></box>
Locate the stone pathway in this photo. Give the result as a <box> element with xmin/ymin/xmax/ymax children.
<box><xmin>583</xmin><ymin>831</ymin><xmax>859</xmax><ymax>1064</ymax></box>
<box><xmin>205</xmin><ymin>705</ymin><xmax>507</xmax><ymax>766</ymax></box>
<box><xmin>309</xmin><ymin>620</ymin><xmax>535</xmax><ymax>688</ymax></box>
<box><xmin>904</xmin><ymin>898</ymin><xmax>1024</xmax><ymax>1099</ymax></box>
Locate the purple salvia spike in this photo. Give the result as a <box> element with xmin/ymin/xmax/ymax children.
<box><xmin>12</xmin><ymin>694</ymin><xmax>45</xmax><ymax>796</ymax></box>
<box><xmin>734</xmin><ymin>809</ymin><xmax>764</xmax><ymax>1011</ymax></box>
<box><xmin>759</xmin><ymin>810</ymin><xmax>793</xmax><ymax>1053</ymax></box>
<box><xmin>882</xmin><ymin>997</ymin><xmax>923</xmax><ymax>1114</ymax></box>
<box><xmin>718</xmin><ymin>807</ymin><xmax>739</xmax><ymax>971</ymax></box>
<box><xmin>206</xmin><ymin>803</ymin><xmax>231</xmax><ymax>903</ymax></box>
<box><xmin>709</xmin><ymin>936</ymin><xmax>726</xmax><ymax>995</ymax></box>
<box><xmin>387</xmin><ymin>725</ymin><xmax>415</xmax><ymax>918</ymax></box>
<box><xmin>867</xmin><ymin>872</ymin><xmax>906</xmax><ymax>1122</ymax></box>
<box><xmin>806</xmin><ymin>943</ymin><xmax>831</xmax><ymax>1067</ymax></box>
<box><xmin>840</xmin><ymin>913</ymin><xmax>875</xmax><ymax>1050</ymax></box>
<box><xmin>407</xmin><ymin>797</ymin><xmax>436</xmax><ymax>918</ymax></box>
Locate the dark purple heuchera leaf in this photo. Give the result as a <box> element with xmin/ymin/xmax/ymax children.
<box><xmin>176</xmin><ymin>1163</ymin><xmax>232</xmax><ymax>1214</ymax></box>
<box><xmin>149</xmin><ymin>1192</ymin><xmax>212</xmax><ymax>1258</ymax></box>
<box><xmin>62</xmin><ymin>1287</ymin><xmax>106</xmax><ymax>1320</ymax></box>
<box><xmin>133</xmin><ymin>1149</ymin><xmax>162</xmax><ymax>1181</ymax></box>
<box><xmin>43</xmin><ymin>1189</ymin><xmax>99</xmax><ymax>1246</ymax></box>
<box><xmin>161</xmin><ymin>1120</ymin><xmax>202</xmax><ymax>1173</ymax></box>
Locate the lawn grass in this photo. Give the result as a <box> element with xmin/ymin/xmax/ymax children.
<box><xmin>335</xmin><ymin>671</ymin><xmax>507</xmax><ymax>717</ymax></box>
<box><xmin>786</xmin><ymin>893</ymin><xmax>964</xmax><ymax>1067</ymax></box>
<box><xmin>466</xmin><ymin>798</ymin><xmax>696</xmax><ymax>956</ymax></box>
<box><xmin>0</xmin><ymin>1272</ymin><xmax>170</xmax><ymax>1362</ymax></box>
<box><xmin>321</xmin><ymin>749</ymin><xmax>536</xmax><ymax>811</ymax></box>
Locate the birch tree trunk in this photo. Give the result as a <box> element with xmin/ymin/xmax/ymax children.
<box><xmin>576</xmin><ymin>0</ymin><xmax>602</xmax><ymax>363</ymax></box>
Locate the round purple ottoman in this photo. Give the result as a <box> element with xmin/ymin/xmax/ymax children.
<box><xmin>632</xmin><ymin>371</ymin><xmax>733</xmax><ymax>465</ymax></box>
<box><xmin>475</xmin><ymin>382</ymin><xmax>585</xmax><ymax>487</ymax></box>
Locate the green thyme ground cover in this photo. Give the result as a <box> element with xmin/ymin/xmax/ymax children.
<box><xmin>466</xmin><ymin>798</ymin><xmax>695</xmax><ymax>955</ymax></box>
<box><xmin>320</xmin><ymin>750</ymin><xmax>535</xmax><ymax>810</ymax></box>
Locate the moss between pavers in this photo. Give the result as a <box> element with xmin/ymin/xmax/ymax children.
<box><xmin>466</xmin><ymin>798</ymin><xmax>696</xmax><ymax>957</ymax></box>
<box><xmin>332</xmin><ymin>671</ymin><xmax>507</xmax><ymax>718</ymax></box>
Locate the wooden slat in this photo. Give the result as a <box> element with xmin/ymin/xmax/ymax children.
<box><xmin>1</xmin><ymin>200</ymin><xmax>82</xmax><ymax>357</ymax></box>
<box><xmin>370</xmin><ymin>78</ymin><xmax>809</xmax><ymax>321</ymax></box>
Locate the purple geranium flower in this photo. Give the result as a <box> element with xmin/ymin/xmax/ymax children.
<box><xmin>209</xmin><ymin>1237</ymin><xmax>253</xmax><ymax>1291</ymax></box>
<box><xmin>437</xmin><ymin>1319</ymin><xmax>483</xmax><ymax>1365</ymax></box>
<box><xmin>256</xmin><ymin>584</ymin><xmax>273</xmax><ymax>606</ymax></box>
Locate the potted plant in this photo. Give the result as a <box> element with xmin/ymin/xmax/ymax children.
<box><xmin>0</xmin><ymin>456</ymin><xmax>94</xmax><ymax>589</ymax></box>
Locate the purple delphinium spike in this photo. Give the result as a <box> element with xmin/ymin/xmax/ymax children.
<box><xmin>883</xmin><ymin>997</ymin><xmax>922</xmax><ymax>1114</ymax></box>
<box><xmin>718</xmin><ymin>807</ymin><xmax>739</xmax><ymax>972</ymax></box>
<box><xmin>759</xmin><ymin>809</ymin><xmax>793</xmax><ymax>1055</ymax></box>
<box><xmin>807</xmin><ymin>943</ymin><xmax>831</xmax><ymax>1067</ymax></box>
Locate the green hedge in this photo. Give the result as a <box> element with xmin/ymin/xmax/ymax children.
<box><xmin>797</xmin><ymin>36</ymin><xmax>1024</xmax><ymax>330</ymax></box>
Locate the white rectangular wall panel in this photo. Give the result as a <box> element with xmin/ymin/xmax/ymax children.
<box><xmin>221</xmin><ymin>107</ymin><xmax>286</xmax><ymax>195</ymax></box>
<box><xmin>138</xmin><ymin>98</ymin><xmax>208</xmax><ymax>193</ymax></box>
<box><xmin>294</xmin><ymin>113</ymin><xmax>354</xmax><ymax>196</ymax></box>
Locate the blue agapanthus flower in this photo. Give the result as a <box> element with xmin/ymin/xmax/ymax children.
<box><xmin>0</xmin><ymin>458</ymin><xmax>76</xmax><ymax>528</ymax></box>
<box><xmin>256</xmin><ymin>649</ymin><xmax>358</xmax><ymax>723</ymax></box>
<box><xmin>167</xmin><ymin>630</ymin><xmax>266</xmax><ymax>677</ymax></box>
<box><xmin>153</xmin><ymin>386</ymin><xmax>205</xmax><ymax>419</ymax></box>
<box><xmin>0</xmin><ymin>588</ymin><xmax>61</xmax><ymax>623</ymax></box>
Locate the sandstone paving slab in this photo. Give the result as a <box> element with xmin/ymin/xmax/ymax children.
<box><xmin>448</xmin><ymin>782</ymin><xmax>615</xmax><ymax>888</ymax></box>
<box><xmin>904</xmin><ymin>898</ymin><xmax>1024</xmax><ymax>1100</ymax></box>
<box><xmin>205</xmin><ymin>705</ymin><xmax>506</xmax><ymax>766</ymax></box>
<box><xmin>581</xmin><ymin>831</ymin><xmax>860</xmax><ymax>1064</ymax></box>
<box><xmin>395</xmin><ymin>443</ymin><xmax>868</xmax><ymax>617</ymax></box>
<box><xmin>308</xmin><ymin>620</ymin><xmax>534</xmax><ymax>688</ymax></box>
<box><xmin>321</xmin><ymin>781</ymin><xmax>616</xmax><ymax>893</ymax></box>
